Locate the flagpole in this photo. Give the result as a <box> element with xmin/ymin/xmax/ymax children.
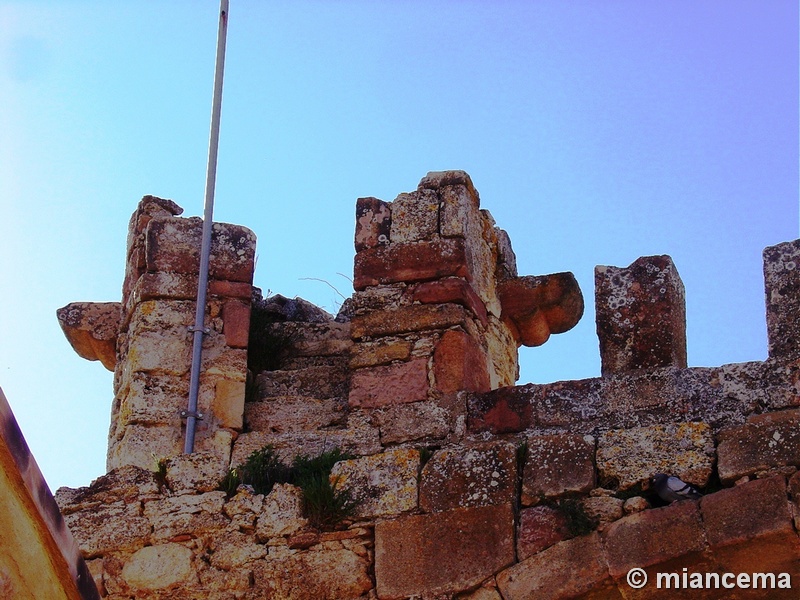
<box><xmin>184</xmin><ymin>0</ymin><xmax>229</xmax><ymax>454</ymax></box>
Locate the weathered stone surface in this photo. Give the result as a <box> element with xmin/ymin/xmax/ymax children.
<box><xmin>348</xmin><ymin>358</ymin><xmax>429</xmax><ymax>408</ymax></box>
<box><xmin>522</xmin><ymin>434</ymin><xmax>595</xmax><ymax>504</ymax></box>
<box><xmin>212</xmin><ymin>379</ymin><xmax>245</xmax><ymax>430</ymax></box>
<box><xmin>123</xmin><ymin>300</ymin><xmax>194</xmax><ymax>376</ymax></box>
<box><xmin>717</xmin><ymin>409</ymin><xmax>800</xmax><ymax>483</ymax></box>
<box><xmin>354</xmin><ymin>196</ymin><xmax>391</xmax><ymax>251</ymax></box>
<box><xmin>596</xmin><ymin>422</ymin><xmax>714</xmax><ymax>490</ymax></box>
<box><xmin>64</xmin><ymin>501</ymin><xmax>151</xmax><ymax>558</ymax></box>
<box><xmin>223</xmin><ymin>487</ymin><xmax>264</xmax><ymax>532</ymax></box>
<box><xmin>420</xmin><ymin>442</ymin><xmax>517</xmax><ymax>512</ymax></box>
<box><xmin>497</xmin><ymin>273</ymin><xmax>584</xmax><ymax>347</ymax></box>
<box><xmin>244</xmin><ymin>395</ymin><xmax>344</xmax><ymax>433</ymax></box>
<box><xmin>252</xmin><ymin>547</ymin><xmax>373</xmax><ymax>600</ymax></box>
<box><xmin>603</xmin><ymin>501</ymin><xmax>706</xmax><ymax>577</ymax></box>
<box><xmin>497</xmin><ymin>533</ymin><xmax>614</xmax><ymax>600</ymax></box>
<box><xmin>256</xmin><ymin>364</ymin><xmax>349</xmax><ymax>400</ymax></box>
<box><xmin>207</xmin><ymin>530</ymin><xmax>267</xmax><ymax>570</ymax></box>
<box><xmin>144</xmin><ymin>491</ymin><xmax>228</xmax><ymax>543</ymax></box>
<box><xmin>107</xmin><ymin>423</ymin><xmax>183</xmax><ymax>472</ymax></box>
<box><xmin>582</xmin><ymin>495</ymin><xmax>624</xmax><ymax>528</ymax></box>
<box><xmin>353</xmin><ymin>238</ymin><xmax>468</xmax><ymax>290</ymax></box>
<box><xmin>255</xmin><ymin>483</ymin><xmax>308</xmax><ymax>540</ymax></box>
<box><xmin>390</xmin><ymin>189</ymin><xmax>439</xmax><ymax>243</ymax></box>
<box><xmin>55</xmin><ymin>466</ymin><xmax>160</xmax><ymax>514</ymax></box>
<box><xmin>438</xmin><ymin>183</ymin><xmax>481</xmax><ymax>239</ymax></box>
<box><xmin>221</xmin><ymin>299</ymin><xmax>250</xmax><ymax>348</ymax></box>
<box><xmin>433</xmin><ymin>329</ymin><xmax>491</xmax><ymax>394</ymax></box>
<box><xmin>467</xmin><ymin>385</ymin><xmax>533</xmax><ymax>434</ymax></box>
<box><xmin>411</xmin><ymin>277</ymin><xmax>488</xmax><ymax>325</ymax></box>
<box><xmin>517</xmin><ymin>506</ymin><xmax>570</xmax><ymax>561</ymax></box>
<box><xmin>494</xmin><ymin>227</ymin><xmax>517</xmax><ymax>282</ymax></box>
<box><xmin>535</xmin><ymin>377</ymin><xmax>605</xmax><ymax>430</ymax></box>
<box><xmin>145</xmin><ymin>217</ymin><xmax>256</xmax><ymax>283</ymax></box>
<box><xmin>331</xmin><ymin>448</ymin><xmax>419</xmax><ymax>519</ymax></box>
<box><xmin>374</xmin><ymin>400</ymin><xmax>452</xmax><ymax>445</ymax></box>
<box><xmin>351</xmin><ymin>302</ymin><xmax>470</xmax><ymax>339</ymax></box>
<box><xmin>374</xmin><ymin>504</ymin><xmax>515</xmax><ymax>599</ymax></box>
<box><xmin>349</xmin><ymin>337</ymin><xmax>412</xmax><ymax>369</ymax></box>
<box><xmin>164</xmin><ymin>451</ymin><xmax>230</xmax><ymax>494</ymax></box>
<box><xmin>121</xmin><ymin>543</ymin><xmax>195</xmax><ymax>590</ymax></box>
<box><xmin>595</xmin><ymin>255</ymin><xmax>687</xmax><ymax>375</ymax></box>
<box><xmin>764</xmin><ymin>239</ymin><xmax>800</xmax><ymax>361</ymax></box>
<box><xmin>418</xmin><ymin>170</ymin><xmax>478</xmax><ymax>196</ymax></box>
<box><xmin>57</xmin><ymin>302</ymin><xmax>121</xmax><ymax>370</ymax></box>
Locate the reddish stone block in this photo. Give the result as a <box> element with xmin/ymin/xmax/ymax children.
<box><xmin>354</xmin><ymin>196</ymin><xmax>391</xmax><ymax>252</ymax></box>
<box><xmin>433</xmin><ymin>329</ymin><xmax>491</xmax><ymax>394</ymax></box>
<box><xmin>716</xmin><ymin>408</ymin><xmax>800</xmax><ymax>483</ymax></box>
<box><xmin>145</xmin><ymin>217</ymin><xmax>256</xmax><ymax>283</ymax></box>
<box><xmin>595</xmin><ymin>255</ymin><xmax>687</xmax><ymax>375</ymax></box>
<box><xmin>419</xmin><ymin>442</ymin><xmax>517</xmax><ymax>513</ymax></box>
<box><xmin>350</xmin><ymin>303</ymin><xmax>469</xmax><ymax>340</ymax></box>
<box><xmin>497</xmin><ymin>533</ymin><xmax>616</xmax><ymax>600</ymax></box>
<box><xmin>602</xmin><ymin>501</ymin><xmax>706</xmax><ymax>578</ymax></box>
<box><xmin>374</xmin><ymin>504</ymin><xmax>515</xmax><ymax>599</ymax></box>
<box><xmin>208</xmin><ymin>279</ymin><xmax>253</xmax><ymax>299</ymax></box>
<box><xmin>348</xmin><ymin>358</ymin><xmax>429</xmax><ymax>408</ymax></box>
<box><xmin>517</xmin><ymin>506</ymin><xmax>570</xmax><ymax>560</ymax></box>
<box><xmin>56</xmin><ymin>302</ymin><xmax>121</xmax><ymax>371</ymax></box>
<box><xmin>497</xmin><ymin>273</ymin><xmax>584</xmax><ymax>347</ymax></box>
<box><xmin>411</xmin><ymin>277</ymin><xmax>488</xmax><ymax>325</ymax></box>
<box><xmin>764</xmin><ymin>239</ymin><xmax>800</xmax><ymax>361</ymax></box>
<box><xmin>353</xmin><ymin>238</ymin><xmax>468</xmax><ymax>290</ymax></box>
<box><xmin>521</xmin><ymin>434</ymin><xmax>596</xmax><ymax>503</ymax></box>
<box><xmin>467</xmin><ymin>385</ymin><xmax>533</xmax><ymax>434</ymax></box>
<box><xmin>222</xmin><ymin>299</ymin><xmax>251</xmax><ymax>349</ymax></box>
<box><xmin>417</xmin><ymin>169</ymin><xmax>477</xmax><ymax>194</ymax></box>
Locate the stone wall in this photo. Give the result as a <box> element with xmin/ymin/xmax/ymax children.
<box><xmin>56</xmin><ymin>173</ymin><xmax>800</xmax><ymax>599</ymax></box>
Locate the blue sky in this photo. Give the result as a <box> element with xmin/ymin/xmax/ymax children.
<box><xmin>0</xmin><ymin>1</ymin><xmax>797</xmax><ymax>490</ymax></box>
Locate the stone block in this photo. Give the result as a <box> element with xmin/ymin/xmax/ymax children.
<box><xmin>411</xmin><ymin>277</ymin><xmax>488</xmax><ymax>325</ymax></box>
<box><xmin>330</xmin><ymin>448</ymin><xmax>420</xmax><ymax>519</ymax></box>
<box><xmin>517</xmin><ymin>505</ymin><xmax>571</xmax><ymax>561</ymax></box>
<box><xmin>467</xmin><ymin>385</ymin><xmax>534</xmax><ymax>434</ymax></box>
<box><xmin>56</xmin><ymin>301</ymin><xmax>121</xmax><ymax>370</ymax></box>
<box><xmin>602</xmin><ymin>501</ymin><xmax>706</xmax><ymax>577</ymax></box>
<box><xmin>521</xmin><ymin>434</ymin><xmax>595</xmax><ymax>503</ymax></box>
<box><xmin>420</xmin><ymin>442</ymin><xmax>517</xmax><ymax>513</ymax></box>
<box><xmin>144</xmin><ymin>491</ymin><xmax>228</xmax><ymax>543</ymax></box>
<box><xmin>348</xmin><ymin>358</ymin><xmax>429</xmax><ymax>408</ymax></box>
<box><xmin>55</xmin><ymin>465</ymin><xmax>160</xmax><ymax>513</ymax></box>
<box><xmin>497</xmin><ymin>273</ymin><xmax>584</xmax><ymax>347</ymax></box>
<box><xmin>596</xmin><ymin>422</ymin><xmax>714</xmax><ymax>490</ymax></box>
<box><xmin>354</xmin><ymin>196</ymin><xmax>391</xmax><ymax>251</ymax></box>
<box><xmin>145</xmin><ymin>217</ymin><xmax>256</xmax><ymax>283</ymax></box>
<box><xmin>244</xmin><ymin>395</ymin><xmax>344</xmax><ymax>433</ymax></box>
<box><xmin>717</xmin><ymin>409</ymin><xmax>800</xmax><ymax>483</ymax></box>
<box><xmin>256</xmin><ymin>365</ymin><xmax>349</xmax><ymax>400</ymax></box>
<box><xmin>494</xmin><ymin>227</ymin><xmax>517</xmax><ymax>281</ymax></box>
<box><xmin>164</xmin><ymin>451</ymin><xmax>230</xmax><ymax>494</ymax></box>
<box><xmin>595</xmin><ymin>255</ymin><xmax>687</xmax><ymax>375</ymax></box>
<box><xmin>438</xmin><ymin>183</ymin><xmax>481</xmax><ymax>239</ymax></box>
<box><xmin>222</xmin><ymin>299</ymin><xmax>250</xmax><ymax>348</ymax></box>
<box><xmin>496</xmin><ymin>533</ymin><xmax>614</xmax><ymax>600</ymax></box>
<box><xmin>374</xmin><ymin>400</ymin><xmax>451</xmax><ymax>445</ymax></box>
<box><xmin>374</xmin><ymin>503</ymin><xmax>515</xmax><ymax>599</ymax></box>
<box><xmin>764</xmin><ymin>239</ymin><xmax>800</xmax><ymax>361</ymax></box>
<box><xmin>223</xmin><ymin>487</ymin><xmax>264</xmax><ymax>532</ymax></box>
<box><xmin>484</xmin><ymin>316</ymin><xmax>519</xmax><ymax>388</ymax></box>
<box><xmin>350</xmin><ymin>302</ymin><xmax>470</xmax><ymax>339</ymax></box>
<box><xmin>353</xmin><ymin>238</ymin><xmax>468</xmax><ymax>290</ymax></box>
<box><xmin>63</xmin><ymin>501</ymin><xmax>151</xmax><ymax>558</ymax></box>
<box><xmin>255</xmin><ymin>483</ymin><xmax>308</xmax><ymax>540</ymax></box>
<box><xmin>433</xmin><ymin>329</ymin><xmax>491</xmax><ymax>394</ymax></box>
<box><xmin>121</xmin><ymin>543</ymin><xmax>195</xmax><ymax>591</ymax></box>
<box><xmin>418</xmin><ymin>170</ymin><xmax>478</xmax><ymax>196</ymax></box>
<box><xmin>212</xmin><ymin>379</ymin><xmax>245</xmax><ymax>430</ymax></box>
<box><xmin>390</xmin><ymin>189</ymin><xmax>439</xmax><ymax>243</ymax></box>
<box><xmin>581</xmin><ymin>495</ymin><xmax>624</xmax><ymax>528</ymax></box>
<box><xmin>534</xmin><ymin>378</ymin><xmax>605</xmax><ymax>430</ymax></box>
<box><xmin>349</xmin><ymin>337</ymin><xmax>412</xmax><ymax>369</ymax></box>
<box><xmin>207</xmin><ymin>530</ymin><xmax>267</xmax><ymax>570</ymax></box>
<box><xmin>114</xmin><ymin>372</ymin><xmax>187</xmax><ymax>428</ymax></box>
<box><xmin>107</xmin><ymin>423</ymin><xmax>183</xmax><ymax>471</ymax></box>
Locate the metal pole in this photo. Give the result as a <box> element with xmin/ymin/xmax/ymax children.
<box><xmin>184</xmin><ymin>0</ymin><xmax>229</xmax><ymax>454</ymax></box>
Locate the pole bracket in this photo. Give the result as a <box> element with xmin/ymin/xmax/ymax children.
<box><xmin>180</xmin><ymin>410</ymin><xmax>204</xmax><ymax>420</ymax></box>
<box><xmin>188</xmin><ymin>325</ymin><xmax>211</xmax><ymax>334</ymax></box>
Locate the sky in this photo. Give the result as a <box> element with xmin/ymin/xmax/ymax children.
<box><xmin>0</xmin><ymin>1</ymin><xmax>797</xmax><ymax>491</ymax></box>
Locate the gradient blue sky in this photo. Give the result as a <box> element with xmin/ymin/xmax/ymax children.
<box><xmin>1</xmin><ymin>1</ymin><xmax>797</xmax><ymax>490</ymax></box>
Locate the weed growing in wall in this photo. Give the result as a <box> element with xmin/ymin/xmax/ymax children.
<box><xmin>220</xmin><ymin>445</ymin><xmax>358</xmax><ymax>530</ymax></box>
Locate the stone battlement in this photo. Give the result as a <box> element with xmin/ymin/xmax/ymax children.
<box><xmin>56</xmin><ymin>172</ymin><xmax>800</xmax><ymax>599</ymax></box>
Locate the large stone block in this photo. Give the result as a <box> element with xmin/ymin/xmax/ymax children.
<box><xmin>256</xmin><ymin>365</ymin><xmax>349</xmax><ymax>400</ymax></box>
<box><xmin>595</xmin><ymin>255</ymin><xmax>687</xmax><ymax>375</ymax></box>
<box><xmin>255</xmin><ymin>483</ymin><xmax>308</xmax><ymax>540</ymax></box>
<box><xmin>517</xmin><ymin>505</ymin><xmax>571</xmax><ymax>561</ymax></box>
<box><xmin>390</xmin><ymin>189</ymin><xmax>439</xmax><ymax>243</ymax></box>
<box><xmin>433</xmin><ymin>329</ymin><xmax>491</xmax><ymax>394</ymax></box>
<box><xmin>521</xmin><ymin>434</ymin><xmax>595</xmax><ymax>504</ymax></box>
<box><xmin>350</xmin><ymin>303</ymin><xmax>470</xmax><ymax>339</ymax></box>
<box><xmin>420</xmin><ymin>442</ymin><xmax>517</xmax><ymax>512</ymax></box>
<box><xmin>56</xmin><ymin>301</ymin><xmax>121</xmax><ymax>371</ymax></box>
<box><xmin>212</xmin><ymin>379</ymin><xmax>245</xmax><ymax>430</ymax></box>
<box><xmin>373</xmin><ymin>400</ymin><xmax>452</xmax><ymax>445</ymax></box>
<box><xmin>410</xmin><ymin>277</ymin><xmax>488</xmax><ymax>325</ymax></box>
<box><xmin>64</xmin><ymin>501</ymin><xmax>151</xmax><ymax>558</ymax></box>
<box><xmin>534</xmin><ymin>377</ymin><xmax>605</xmax><ymax>430</ymax></box>
<box><xmin>764</xmin><ymin>239</ymin><xmax>800</xmax><ymax>361</ymax></box>
<box><xmin>221</xmin><ymin>298</ymin><xmax>250</xmax><ymax>349</ymax></box>
<box><xmin>353</xmin><ymin>238</ymin><xmax>468</xmax><ymax>290</ymax></box>
<box><xmin>348</xmin><ymin>358</ymin><xmax>429</xmax><ymax>408</ymax></box>
<box><xmin>354</xmin><ymin>196</ymin><xmax>391</xmax><ymax>251</ymax></box>
<box><xmin>374</xmin><ymin>503</ymin><xmax>515</xmax><ymax>599</ymax></box>
<box><xmin>145</xmin><ymin>217</ymin><xmax>256</xmax><ymax>283</ymax></box>
<box><xmin>244</xmin><ymin>395</ymin><xmax>344</xmax><ymax>433</ymax></box>
<box><xmin>467</xmin><ymin>385</ymin><xmax>534</xmax><ymax>434</ymax></box>
<box><xmin>121</xmin><ymin>543</ymin><xmax>195</xmax><ymax>591</ymax></box>
<box><xmin>717</xmin><ymin>409</ymin><xmax>800</xmax><ymax>483</ymax></box>
<box><xmin>496</xmin><ymin>533</ymin><xmax>615</xmax><ymax>600</ymax></box>
<box><xmin>144</xmin><ymin>491</ymin><xmax>228</xmax><ymax>543</ymax></box>
<box><xmin>596</xmin><ymin>422</ymin><xmax>714</xmax><ymax>490</ymax></box>
<box><xmin>330</xmin><ymin>448</ymin><xmax>420</xmax><ymax>519</ymax></box>
<box><xmin>497</xmin><ymin>273</ymin><xmax>584</xmax><ymax>347</ymax></box>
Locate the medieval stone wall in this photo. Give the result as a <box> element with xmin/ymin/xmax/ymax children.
<box><xmin>56</xmin><ymin>172</ymin><xmax>800</xmax><ymax>599</ymax></box>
